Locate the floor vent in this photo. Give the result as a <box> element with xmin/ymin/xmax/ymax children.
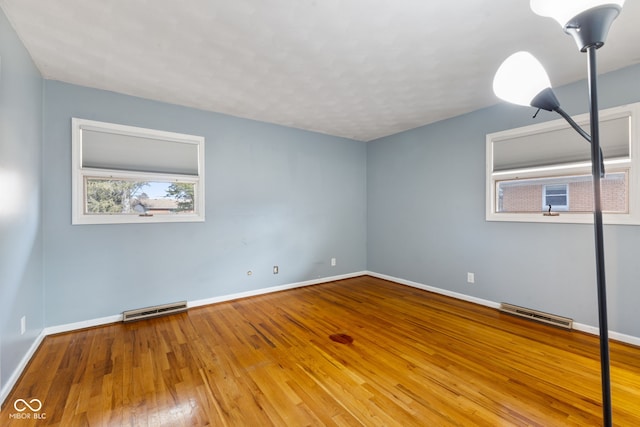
<box><xmin>499</xmin><ymin>303</ymin><xmax>573</xmax><ymax>330</ymax></box>
<box><xmin>122</xmin><ymin>301</ymin><xmax>188</xmax><ymax>322</ymax></box>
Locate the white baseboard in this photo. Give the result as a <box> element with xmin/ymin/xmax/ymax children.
<box><xmin>3</xmin><ymin>270</ymin><xmax>638</xmax><ymax>408</ymax></box>
<box><xmin>43</xmin><ymin>271</ymin><xmax>368</xmax><ymax>336</ymax></box>
<box><xmin>366</xmin><ymin>271</ymin><xmax>501</xmax><ymax>309</ymax></box>
<box><xmin>0</xmin><ymin>331</ymin><xmax>46</xmax><ymax>407</ymax></box>
<box><xmin>43</xmin><ymin>314</ymin><xmax>123</xmax><ymax>336</ymax></box>
<box><xmin>43</xmin><ymin>272</ymin><xmax>367</xmax><ymax>337</ymax></box>
<box><xmin>1</xmin><ymin>271</ymin><xmax>367</xmax><ymax>407</ymax></box>
<box><xmin>572</xmin><ymin>322</ymin><xmax>640</xmax><ymax>347</ymax></box>
<box><xmin>189</xmin><ymin>271</ymin><xmax>367</xmax><ymax>308</ymax></box>
<box><xmin>366</xmin><ymin>271</ymin><xmax>640</xmax><ymax>347</ymax></box>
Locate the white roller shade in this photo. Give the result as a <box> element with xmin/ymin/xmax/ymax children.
<box><xmin>493</xmin><ymin>116</ymin><xmax>630</xmax><ymax>172</ymax></box>
<box><xmin>81</xmin><ymin>129</ymin><xmax>199</xmax><ymax>175</ymax></box>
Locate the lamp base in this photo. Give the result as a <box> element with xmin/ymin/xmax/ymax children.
<box><xmin>564</xmin><ymin>5</ymin><xmax>622</xmax><ymax>52</ymax></box>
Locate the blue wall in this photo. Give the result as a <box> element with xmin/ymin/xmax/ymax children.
<box><xmin>0</xmin><ymin>10</ymin><xmax>44</xmax><ymax>397</ymax></box>
<box><xmin>3</xmin><ymin>0</ymin><xmax>640</xmax><ymax>403</ymax></box>
<box><xmin>42</xmin><ymin>81</ymin><xmax>367</xmax><ymax>326</ymax></box>
<box><xmin>367</xmin><ymin>64</ymin><xmax>640</xmax><ymax>338</ymax></box>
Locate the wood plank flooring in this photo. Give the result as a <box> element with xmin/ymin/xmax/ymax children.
<box><xmin>2</xmin><ymin>275</ymin><xmax>639</xmax><ymax>426</ymax></box>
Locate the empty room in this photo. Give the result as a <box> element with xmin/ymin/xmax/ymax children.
<box><xmin>1</xmin><ymin>1</ymin><xmax>640</xmax><ymax>426</ymax></box>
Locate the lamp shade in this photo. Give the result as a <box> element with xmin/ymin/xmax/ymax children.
<box><xmin>530</xmin><ymin>0</ymin><xmax>625</xmax><ymax>27</ymax></box>
<box><xmin>493</xmin><ymin>52</ymin><xmax>552</xmax><ymax>107</ymax></box>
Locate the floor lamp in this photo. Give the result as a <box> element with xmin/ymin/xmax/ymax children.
<box><xmin>492</xmin><ymin>1</ymin><xmax>626</xmax><ymax>426</ymax></box>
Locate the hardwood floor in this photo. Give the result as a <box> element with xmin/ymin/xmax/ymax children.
<box><xmin>2</xmin><ymin>275</ymin><xmax>639</xmax><ymax>426</ymax></box>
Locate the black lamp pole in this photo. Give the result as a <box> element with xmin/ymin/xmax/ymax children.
<box><xmin>538</xmin><ymin>32</ymin><xmax>614</xmax><ymax>427</ymax></box>
<box><xmin>562</xmin><ymin>6</ymin><xmax>621</xmax><ymax>424</ymax></box>
<box><xmin>496</xmin><ymin>4</ymin><xmax>624</xmax><ymax>424</ymax></box>
<box><xmin>543</xmin><ymin>46</ymin><xmax>612</xmax><ymax>426</ymax></box>
<box><xmin>531</xmin><ymin>22</ymin><xmax>619</xmax><ymax>427</ymax></box>
<box><xmin>585</xmin><ymin>44</ymin><xmax>613</xmax><ymax>427</ymax></box>
<box><xmin>523</xmin><ymin>5</ymin><xmax>621</xmax><ymax>424</ymax></box>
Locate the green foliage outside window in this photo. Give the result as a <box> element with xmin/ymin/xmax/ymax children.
<box><xmin>86</xmin><ymin>180</ymin><xmax>149</xmax><ymax>214</ymax></box>
<box><xmin>85</xmin><ymin>179</ymin><xmax>195</xmax><ymax>214</ymax></box>
<box><xmin>165</xmin><ymin>182</ymin><xmax>194</xmax><ymax>212</ymax></box>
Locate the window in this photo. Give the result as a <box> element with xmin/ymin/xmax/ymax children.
<box><xmin>486</xmin><ymin>102</ymin><xmax>640</xmax><ymax>224</ymax></box>
<box><xmin>543</xmin><ymin>184</ymin><xmax>568</xmax><ymax>211</ymax></box>
<box><xmin>72</xmin><ymin>118</ymin><xmax>205</xmax><ymax>224</ymax></box>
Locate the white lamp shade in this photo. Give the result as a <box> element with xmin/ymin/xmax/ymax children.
<box><xmin>530</xmin><ymin>0</ymin><xmax>625</xmax><ymax>27</ymax></box>
<box><xmin>493</xmin><ymin>52</ymin><xmax>551</xmax><ymax>107</ymax></box>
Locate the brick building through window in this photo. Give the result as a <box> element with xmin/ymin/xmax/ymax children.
<box><xmin>498</xmin><ymin>173</ymin><xmax>627</xmax><ymax>213</ymax></box>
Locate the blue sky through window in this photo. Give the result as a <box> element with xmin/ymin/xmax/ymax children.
<box><xmin>143</xmin><ymin>182</ymin><xmax>172</xmax><ymax>198</ymax></box>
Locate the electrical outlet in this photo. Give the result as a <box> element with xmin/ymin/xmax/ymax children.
<box><xmin>21</xmin><ymin>316</ymin><xmax>26</xmax><ymax>335</ymax></box>
<box><xmin>467</xmin><ymin>272</ymin><xmax>475</xmax><ymax>284</ymax></box>
<box><xmin>273</xmin><ymin>265</ymin><xmax>279</xmax><ymax>274</ymax></box>
<box><xmin>331</xmin><ymin>257</ymin><xmax>336</xmax><ymax>267</ymax></box>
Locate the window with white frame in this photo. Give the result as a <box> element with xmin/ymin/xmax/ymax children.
<box><xmin>72</xmin><ymin>118</ymin><xmax>205</xmax><ymax>225</ymax></box>
<box><xmin>486</xmin><ymin>102</ymin><xmax>640</xmax><ymax>224</ymax></box>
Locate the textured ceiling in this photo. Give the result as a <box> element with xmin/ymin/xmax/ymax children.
<box><xmin>1</xmin><ymin>0</ymin><xmax>639</xmax><ymax>141</ymax></box>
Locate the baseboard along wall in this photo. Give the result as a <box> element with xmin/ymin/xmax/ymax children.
<box><xmin>2</xmin><ymin>270</ymin><xmax>639</xmax><ymax>406</ymax></box>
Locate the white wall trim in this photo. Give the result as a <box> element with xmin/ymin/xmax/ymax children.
<box><xmin>0</xmin><ymin>331</ymin><xmax>46</xmax><ymax>407</ymax></box>
<box><xmin>39</xmin><ymin>270</ymin><xmax>638</xmax><ymax>347</ymax></box>
<box><xmin>188</xmin><ymin>271</ymin><xmax>367</xmax><ymax>308</ymax></box>
<box><xmin>43</xmin><ymin>314</ymin><xmax>123</xmax><ymax>336</ymax></box>
<box><xmin>1</xmin><ymin>271</ymin><xmax>366</xmax><ymax>407</ymax></box>
<box><xmin>366</xmin><ymin>271</ymin><xmax>501</xmax><ymax>309</ymax></box>
<box><xmin>43</xmin><ymin>271</ymin><xmax>368</xmax><ymax>337</ymax></box>
<box><xmin>366</xmin><ymin>271</ymin><xmax>640</xmax><ymax>347</ymax></box>
<box><xmin>3</xmin><ymin>270</ymin><xmax>639</xmax><ymax>407</ymax></box>
<box><xmin>572</xmin><ymin>322</ymin><xmax>640</xmax><ymax>347</ymax></box>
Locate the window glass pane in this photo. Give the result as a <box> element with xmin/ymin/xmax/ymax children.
<box><xmin>493</xmin><ymin>116</ymin><xmax>630</xmax><ymax>172</ymax></box>
<box><xmin>544</xmin><ymin>184</ymin><xmax>568</xmax><ymax>210</ymax></box>
<box><xmin>497</xmin><ymin>172</ymin><xmax>627</xmax><ymax>214</ymax></box>
<box><xmin>85</xmin><ymin>177</ymin><xmax>195</xmax><ymax>215</ymax></box>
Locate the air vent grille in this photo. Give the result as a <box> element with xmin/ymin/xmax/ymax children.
<box><xmin>123</xmin><ymin>301</ymin><xmax>188</xmax><ymax>322</ymax></box>
<box><xmin>500</xmin><ymin>303</ymin><xmax>573</xmax><ymax>330</ymax></box>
